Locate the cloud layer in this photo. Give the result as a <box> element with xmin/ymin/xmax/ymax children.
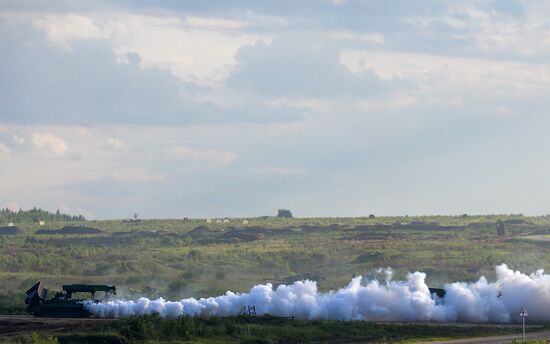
<box><xmin>1</xmin><ymin>0</ymin><xmax>550</xmax><ymax>218</ymax></box>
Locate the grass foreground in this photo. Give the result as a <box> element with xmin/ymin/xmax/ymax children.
<box><xmin>1</xmin><ymin>314</ymin><xmax>543</xmax><ymax>344</ymax></box>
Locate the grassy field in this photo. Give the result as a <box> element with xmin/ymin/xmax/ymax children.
<box><xmin>2</xmin><ymin>214</ymin><xmax>550</xmax><ymax>342</ymax></box>
<box><xmin>0</xmin><ymin>216</ymin><xmax>550</xmax><ymax>343</ymax></box>
<box><xmin>1</xmin><ymin>314</ymin><xmax>543</xmax><ymax>344</ymax></box>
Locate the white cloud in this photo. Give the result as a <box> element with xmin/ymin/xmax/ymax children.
<box><xmin>106</xmin><ymin>137</ymin><xmax>123</xmax><ymax>150</ymax></box>
<box><xmin>0</xmin><ymin>142</ymin><xmax>9</xmax><ymax>154</ymax></box>
<box><xmin>256</xmin><ymin>166</ymin><xmax>308</xmax><ymax>177</ymax></box>
<box><xmin>357</xmin><ymin>94</ymin><xmax>418</xmax><ymax>112</ymax></box>
<box><xmin>11</xmin><ymin>134</ymin><xmax>25</xmax><ymax>145</ymax></box>
<box><xmin>458</xmin><ymin>6</ymin><xmax>539</xmax><ymax>55</ymax></box>
<box><xmin>111</xmin><ymin>170</ymin><xmax>163</xmax><ymax>182</ymax></box>
<box><xmin>410</xmin><ymin>3</ymin><xmax>550</xmax><ymax>57</ymax></box>
<box><xmin>328</xmin><ymin>31</ymin><xmax>384</xmax><ymax>44</ymax></box>
<box><xmin>184</xmin><ymin>16</ymin><xmax>246</xmax><ymax>30</ymax></box>
<box><xmin>169</xmin><ymin>145</ymin><xmax>237</xmax><ymax>166</ymax></box>
<box><xmin>33</xmin><ymin>12</ymin><xmax>263</xmax><ymax>84</ymax></box>
<box><xmin>34</xmin><ymin>14</ymin><xmax>108</xmax><ymax>51</ymax></box>
<box><xmin>340</xmin><ymin>50</ymin><xmax>550</xmax><ymax>96</ymax></box>
<box><xmin>31</xmin><ymin>132</ymin><xmax>69</xmax><ymax>158</ymax></box>
<box><xmin>3</xmin><ymin>1</ymin><xmax>550</xmax><ymax>218</ymax></box>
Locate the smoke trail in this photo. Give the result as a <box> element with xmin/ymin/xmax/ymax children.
<box><xmin>85</xmin><ymin>264</ymin><xmax>550</xmax><ymax>322</ymax></box>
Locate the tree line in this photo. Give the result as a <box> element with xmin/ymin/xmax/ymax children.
<box><xmin>0</xmin><ymin>207</ymin><xmax>85</xmax><ymax>224</ymax></box>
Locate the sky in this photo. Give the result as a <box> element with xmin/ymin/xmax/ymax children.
<box><xmin>1</xmin><ymin>0</ymin><xmax>549</xmax><ymax>219</ymax></box>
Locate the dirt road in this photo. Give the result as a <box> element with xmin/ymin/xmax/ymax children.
<box><xmin>418</xmin><ymin>330</ymin><xmax>550</xmax><ymax>344</ymax></box>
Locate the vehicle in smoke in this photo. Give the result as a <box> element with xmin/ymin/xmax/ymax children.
<box><xmin>428</xmin><ymin>288</ymin><xmax>445</xmax><ymax>298</ymax></box>
<box><xmin>25</xmin><ymin>282</ymin><xmax>116</xmax><ymax>318</ymax></box>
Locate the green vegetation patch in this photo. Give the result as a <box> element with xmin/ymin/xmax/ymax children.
<box><xmin>2</xmin><ymin>315</ymin><xmax>534</xmax><ymax>344</ymax></box>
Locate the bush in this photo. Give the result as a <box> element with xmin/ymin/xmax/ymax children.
<box><xmin>0</xmin><ymin>292</ymin><xmax>27</xmax><ymax>314</ymax></box>
<box><xmin>277</xmin><ymin>209</ymin><xmax>293</xmax><ymax>218</ymax></box>
<box><xmin>117</xmin><ymin>314</ymin><xmax>158</xmax><ymax>340</ymax></box>
<box><xmin>21</xmin><ymin>333</ymin><xmax>59</xmax><ymax>344</ymax></box>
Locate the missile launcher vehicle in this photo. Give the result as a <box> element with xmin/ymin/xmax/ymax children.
<box><xmin>25</xmin><ymin>282</ymin><xmax>116</xmax><ymax>318</ymax></box>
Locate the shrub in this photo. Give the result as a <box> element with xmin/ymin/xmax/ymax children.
<box><xmin>277</xmin><ymin>209</ymin><xmax>293</xmax><ymax>218</ymax></box>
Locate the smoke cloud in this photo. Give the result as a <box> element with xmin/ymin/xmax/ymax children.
<box><xmin>85</xmin><ymin>264</ymin><xmax>549</xmax><ymax>322</ymax></box>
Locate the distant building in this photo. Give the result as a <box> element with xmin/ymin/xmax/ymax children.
<box><xmin>206</xmin><ymin>219</ymin><xmax>212</xmax><ymax>223</ymax></box>
<box><xmin>368</xmin><ymin>214</ymin><xmax>375</xmax><ymax>219</ymax></box>
<box><xmin>7</xmin><ymin>222</ymin><xmax>14</xmax><ymax>227</ymax></box>
<box><xmin>242</xmin><ymin>219</ymin><xmax>249</xmax><ymax>225</ymax></box>
<box><xmin>216</xmin><ymin>219</ymin><xmax>222</xmax><ymax>224</ymax></box>
<box><xmin>496</xmin><ymin>221</ymin><xmax>505</xmax><ymax>237</ymax></box>
<box><xmin>223</xmin><ymin>219</ymin><xmax>229</xmax><ymax>223</ymax></box>
<box><xmin>39</xmin><ymin>220</ymin><xmax>45</xmax><ymax>226</ymax></box>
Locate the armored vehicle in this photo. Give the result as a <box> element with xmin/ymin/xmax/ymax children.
<box><xmin>25</xmin><ymin>282</ymin><xmax>116</xmax><ymax>317</ymax></box>
<box><xmin>428</xmin><ymin>287</ymin><xmax>445</xmax><ymax>298</ymax></box>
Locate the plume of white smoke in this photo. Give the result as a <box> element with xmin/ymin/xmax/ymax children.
<box><xmin>85</xmin><ymin>264</ymin><xmax>550</xmax><ymax>322</ymax></box>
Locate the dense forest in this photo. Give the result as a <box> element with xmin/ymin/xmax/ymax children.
<box><xmin>0</xmin><ymin>207</ymin><xmax>85</xmax><ymax>224</ymax></box>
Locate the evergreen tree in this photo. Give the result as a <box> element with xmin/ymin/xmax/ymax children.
<box><xmin>0</xmin><ymin>208</ymin><xmax>85</xmax><ymax>224</ymax></box>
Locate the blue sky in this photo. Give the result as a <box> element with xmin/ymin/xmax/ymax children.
<box><xmin>1</xmin><ymin>0</ymin><xmax>549</xmax><ymax>219</ymax></box>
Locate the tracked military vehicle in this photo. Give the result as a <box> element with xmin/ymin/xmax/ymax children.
<box><xmin>25</xmin><ymin>282</ymin><xmax>116</xmax><ymax>317</ymax></box>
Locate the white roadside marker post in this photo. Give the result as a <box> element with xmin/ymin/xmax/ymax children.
<box><xmin>519</xmin><ymin>306</ymin><xmax>528</xmax><ymax>343</ymax></box>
